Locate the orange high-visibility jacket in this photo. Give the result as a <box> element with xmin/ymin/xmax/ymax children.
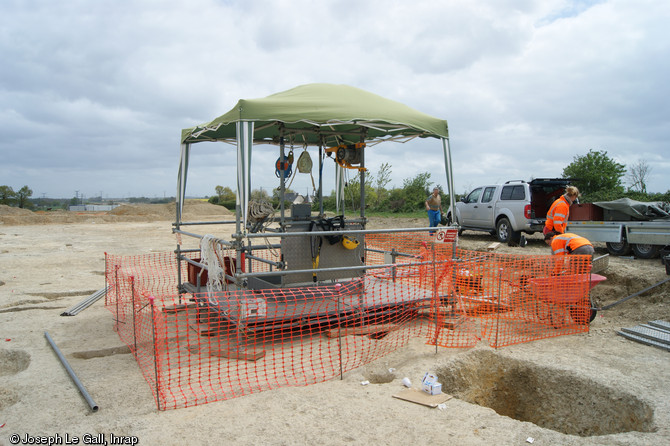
<box><xmin>545</xmin><ymin>195</ymin><xmax>570</xmax><ymax>233</ymax></box>
<box><xmin>551</xmin><ymin>233</ymin><xmax>592</xmax><ymax>256</ymax></box>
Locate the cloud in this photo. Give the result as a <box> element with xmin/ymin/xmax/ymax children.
<box><xmin>0</xmin><ymin>0</ymin><xmax>668</xmax><ymax>199</ymax></box>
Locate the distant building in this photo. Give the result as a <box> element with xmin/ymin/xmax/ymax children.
<box><xmin>68</xmin><ymin>204</ymin><xmax>120</xmax><ymax>212</ymax></box>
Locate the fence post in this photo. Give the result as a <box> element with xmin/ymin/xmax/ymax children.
<box><xmin>114</xmin><ymin>265</ymin><xmax>120</xmax><ymax>332</ymax></box>
<box><xmin>336</xmin><ymin>283</ymin><xmax>343</xmax><ymax>380</ymax></box>
<box><xmin>149</xmin><ymin>295</ymin><xmax>161</xmax><ymax>411</ymax></box>
<box><xmin>432</xmin><ymin>243</ymin><xmax>439</xmax><ymax>354</ymax></box>
<box><xmin>131</xmin><ymin>276</ymin><xmax>138</xmax><ymax>353</ymax></box>
<box><xmin>494</xmin><ymin>267</ymin><xmax>503</xmax><ymax>348</ymax></box>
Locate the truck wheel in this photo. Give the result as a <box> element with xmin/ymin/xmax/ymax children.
<box><xmin>631</xmin><ymin>243</ymin><xmax>660</xmax><ymax>259</ymax></box>
<box><xmin>606</xmin><ymin>241</ymin><xmax>632</xmax><ymax>256</ymax></box>
<box><xmin>496</xmin><ymin>217</ymin><xmax>519</xmax><ymax>244</ymax></box>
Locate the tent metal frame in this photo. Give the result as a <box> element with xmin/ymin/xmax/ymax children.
<box><xmin>172</xmin><ymin>85</ymin><xmax>456</xmax><ymax>314</ymax></box>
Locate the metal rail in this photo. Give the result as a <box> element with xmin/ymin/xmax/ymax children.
<box><xmin>243</xmin><ymin>226</ymin><xmax>440</xmax><ymax>238</ymax></box>
<box><xmin>596</xmin><ymin>277</ymin><xmax>670</xmax><ymax>311</ymax></box>
<box><xmin>60</xmin><ymin>286</ymin><xmax>108</xmax><ymax>316</ymax></box>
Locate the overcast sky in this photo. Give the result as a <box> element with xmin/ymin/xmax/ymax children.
<box><xmin>1</xmin><ymin>0</ymin><xmax>668</xmax><ymax>201</ymax></box>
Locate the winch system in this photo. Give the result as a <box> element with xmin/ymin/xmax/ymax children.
<box><xmin>325</xmin><ymin>142</ymin><xmax>367</xmax><ymax>171</ymax></box>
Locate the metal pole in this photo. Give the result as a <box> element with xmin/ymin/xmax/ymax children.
<box><xmin>279</xmin><ymin>134</ymin><xmax>286</xmax><ymax>227</ymax></box>
<box><xmin>359</xmin><ymin>136</ymin><xmax>365</xmax><ymax>225</ymax></box>
<box><xmin>495</xmin><ymin>268</ymin><xmax>502</xmax><ymax>348</ymax></box>
<box><xmin>336</xmin><ymin>283</ymin><xmax>343</xmax><ymax>380</ymax></box>
<box><xmin>104</xmin><ymin>253</ymin><xmax>108</xmax><ymax>306</ymax></box>
<box><xmin>597</xmin><ymin>277</ymin><xmax>670</xmax><ymax>311</ymax></box>
<box><xmin>44</xmin><ymin>331</ymin><xmax>99</xmax><ymax>412</ymax></box>
<box><xmin>432</xmin><ymin>244</ymin><xmax>438</xmax><ymax>354</ymax></box>
<box><xmin>131</xmin><ymin>277</ymin><xmax>137</xmax><ymax>353</ymax></box>
<box><xmin>175</xmin><ymin>187</ymin><xmax>183</xmax><ymax>304</ymax></box>
<box><xmin>148</xmin><ymin>296</ymin><xmax>162</xmax><ymax>411</ymax></box>
<box><xmin>442</xmin><ymin>138</ymin><xmax>456</xmax><ymax>222</ymax></box>
<box><xmin>114</xmin><ymin>266</ymin><xmax>120</xmax><ymax>332</ymax></box>
<box><xmin>319</xmin><ymin>142</ymin><xmax>324</xmax><ymax>216</ymax></box>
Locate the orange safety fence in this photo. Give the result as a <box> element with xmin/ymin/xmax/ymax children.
<box><xmin>105</xmin><ymin>231</ymin><xmax>594</xmax><ymax>410</ymax></box>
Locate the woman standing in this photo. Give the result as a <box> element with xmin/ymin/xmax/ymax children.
<box><xmin>544</xmin><ymin>186</ymin><xmax>580</xmax><ymax>235</ymax></box>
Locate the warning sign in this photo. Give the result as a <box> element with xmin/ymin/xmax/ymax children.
<box><xmin>435</xmin><ymin>228</ymin><xmax>458</xmax><ymax>243</ymax></box>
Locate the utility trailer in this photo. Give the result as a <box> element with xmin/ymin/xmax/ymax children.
<box><xmin>566</xmin><ymin>199</ymin><xmax>670</xmax><ymax>259</ymax></box>
<box><xmin>566</xmin><ymin>220</ymin><xmax>670</xmax><ymax>259</ymax></box>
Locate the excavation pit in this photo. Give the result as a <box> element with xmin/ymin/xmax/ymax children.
<box><xmin>437</xmin><ymin>350</ymin><xmax>655</xmax><ymax>437</ymax></box>
<box><xmin>0</xmin><ymin>349</ymin><xmax>30</xmax><ymax>376</ymax></box>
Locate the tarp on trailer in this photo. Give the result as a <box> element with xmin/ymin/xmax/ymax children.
<box><xmin>594</xmin><ymin>198</ymin><xmax>670</xmax><ymax>221</ymax></box>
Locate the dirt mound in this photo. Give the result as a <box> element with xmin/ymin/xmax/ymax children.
<box><xmin>0</xmin><ymin>200</ymin><xmax>232</xmax><ymax>226</ymax></box>
<box><xmin>110</xmin><ymin>203</ymin><xmax>174</xmax><ymax>218</ymax></box>
<box><xmin>110</xmin><ymin>201</ymin><xmax>232</xmax><ymax>219</ymax></box>
<box><xmin>0</xmin><ymin>205</ymin><xmax>33</xmax><ymax>216</ymax></box>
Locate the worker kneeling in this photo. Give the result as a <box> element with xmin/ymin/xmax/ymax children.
<box><xmin>545</xmin><ymin>231</ymin><xmax>594</xmax><ymax>256</ymax></box>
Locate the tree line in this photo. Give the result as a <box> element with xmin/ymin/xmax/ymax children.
<box><xmin>4</xmin><ymin>149</ymin><xmax>665</xmax><ymax>213</ymax></box>
<box><xmin>208</xmin><ymin>150</ymin><xmax>668</xmax><ymax>213</ymax></box>
<box><xmin>0</xmin><ymin>185</ymin><xmax>174</xmax><ymax>210</ymax></box>
<box><xmin>0</xmin><ymin>185</ymin><xmax>33</xmax><ymax>208</ymax></box>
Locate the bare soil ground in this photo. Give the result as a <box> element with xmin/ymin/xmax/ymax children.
<box><xmin>1</xmin><ymin>205</ymin><xmax>668</xmax><ymax>445</ymax></box>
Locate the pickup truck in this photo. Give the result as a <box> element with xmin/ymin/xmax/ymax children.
<box><xmin>447</xmin><ymin>178</ymin><xmax>571</xmax><ymax>244</ymax></box>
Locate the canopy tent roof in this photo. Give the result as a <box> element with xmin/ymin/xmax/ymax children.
<box><xmin>181</xmin><ymin>83</ymin><xmax>449</xmax><ymax>147</ymax></box>
<box><xmin>176</xmin><ymin>83</ymin><xmax>455</xmax><ymax>228</ymax></box>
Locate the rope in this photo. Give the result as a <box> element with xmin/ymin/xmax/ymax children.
<box><xmin>200</xmin><ymin>234</ymin><xmax>225</xmax><ymax>298</ymax></box>
<box><xmin>247</xmin><ymin>199</ymin><xmax>279</xmax><ymax>255</ymax></box>
<box><xmin>248</xmin><ymin>199</ymin><xmax>276</xmax><ymax>233</ymax></box>
<box><xmin>248</xmin><ymin>199</ymin><xmax>275</xmax><ymax>221</ymax></box>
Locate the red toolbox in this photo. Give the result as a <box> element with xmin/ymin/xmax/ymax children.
<box><xmin>187</xmin><ymin>255</ymin><xmax>244</xmax><ymax>286</ymax></box>
<box><xmin>569</xmin><ymin>203</ymin><xmax>603</xmax><ymax>221</ymax></box>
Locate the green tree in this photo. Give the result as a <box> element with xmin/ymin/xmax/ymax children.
<box><xmin>342</xmin><ymin>176</ymin><xmax>377</xmax><ymax>212</ymax></box>
<box><xmin>401</xmin><ymin>172</ymin><xmax>433</xmax><ymax>212</ymax></box>
<box><xmin>344</xmin><ymin>176</ymin><xmax>361</xmax><ymax>211</ymax></box>
<box><xmin>251</xmin><ymin>188</ymin><xmax>271</xmax><ymax>201</ymax></box>
<box><xmin>215</xmin><ymin>185</ymin><xmax>236</xmax><ymax>202</ymax></box>
<box><xmin>16</xmin><ymin>186</ymin><xmax>33</xmax><ymax>208</ymax></box>
<box><xmin>562</xmin><ymin>150</ymin><xmax>625</xmax><ymax>201</ymax></box>
<box><xmin>0</xmin><ymin>185</ymin><xmax>15</xmax><ymax>205</ymax></box>
<box><xmin>373</xmin><ymin>162</ymin><xmax>392</xmax><ymax>209</ymax></box>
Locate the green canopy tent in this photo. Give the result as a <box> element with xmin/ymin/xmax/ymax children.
<box><xmin>177</xmin><ymin>83</ymin><xmax>454</xmax><ymax>230</ymax></box>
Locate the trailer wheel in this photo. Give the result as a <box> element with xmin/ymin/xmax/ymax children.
<box><xmin>631</xmin><ymin>243</ymin><xmax>660</xmax><ymax>259</ymax></box>
<box><xmin>606</xmin><ymin>241</ymin><xmax>632</xmax><ymax>256</ymax></box>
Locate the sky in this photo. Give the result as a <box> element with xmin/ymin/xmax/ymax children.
<box><xmin>1</xmin><ymin>0</ymin><xmax>668</xmax><ymax>201</ymax></box>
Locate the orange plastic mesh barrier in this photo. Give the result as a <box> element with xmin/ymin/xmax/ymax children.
<box><xmin>105</xmin><ymin>232</ymin><xmax>593</xmax><ymax>410</ymax></box>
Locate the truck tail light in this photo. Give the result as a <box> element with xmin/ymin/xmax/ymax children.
<box><xmin>524</xmin><ymin>204</ymin><xmax>532</xmax><ymax>219</ymax></box>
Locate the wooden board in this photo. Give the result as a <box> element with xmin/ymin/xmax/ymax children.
<box><xmin>392</xmin><ymin>388</ymin><xmax>453</xmax><ymax>408</ymax></box>
<box><xmin>487</xmin><ymin>242</ymin><xmax>501</xmax><ymax>252</ymax></box>
<box><xmin>324</xmin><ymin>324</ymin><xmax>398</xmax><ymax>338</ymax></box>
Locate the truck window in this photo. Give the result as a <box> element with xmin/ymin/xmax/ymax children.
<box><xmin>500</xmin><ymin>185</ymin><xmax>526</xmax><ymax>200</ymax></box>
<box><xmin>481</xmin><ymin>187</ymin><xmax>496</xmax><ymax>203</ymax></box>
<box><xmin>465</xmin><ymin>188</ymin><xmax>482</xmax><ymax>203</ymax></box>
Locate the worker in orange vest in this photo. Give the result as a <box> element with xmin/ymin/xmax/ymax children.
<box><xmin>544</xmin><ymin>186</ymin><xmax>580</xmax><ymax>235</ymax></box>
<box><xmin>544</xmin><ymin>231</ymin><xmax>594</xmax><ymax>256</ymax></box>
